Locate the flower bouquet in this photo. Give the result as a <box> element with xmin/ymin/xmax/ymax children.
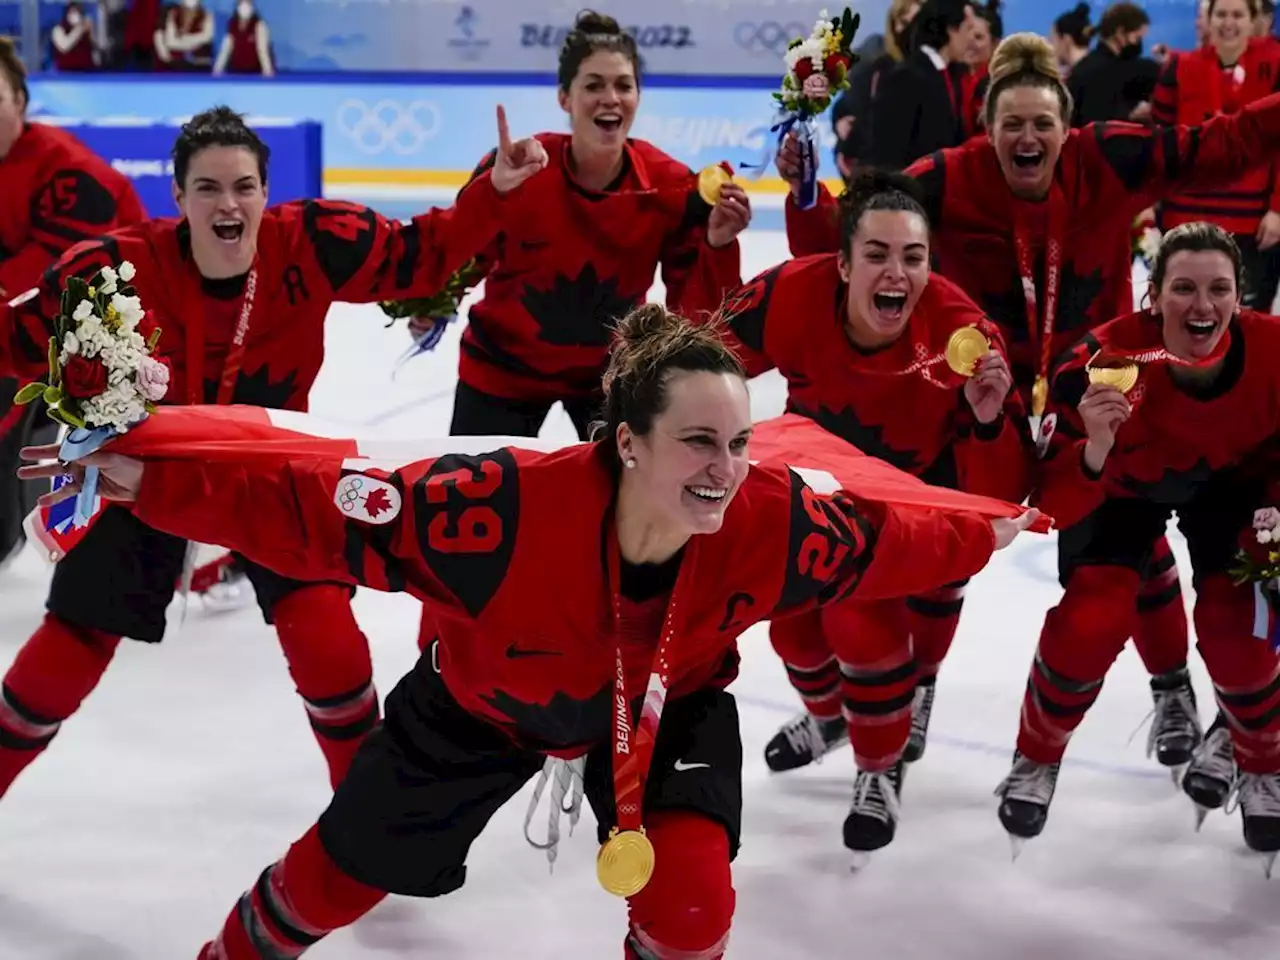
<box><xmin>748</xmin><ymin>8</ymin><xmax>859</xmax><ymax>210</ymax></box>
<box><xmin>378</xmin><ymin>257</ymin><xmax>485</xmax><ymax>371</ymax></box>
<box><xmin>12</xmin><ymin>261</ymin><xmax>169</xmax><ymax>530</ymax></box>
<box><xmin>1229</xmin><ymin>506</ymin><xmax>1280</xmax><ymax>648</ymax></box>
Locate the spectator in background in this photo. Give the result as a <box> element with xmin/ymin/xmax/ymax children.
<box><xmin>213</xmin><ymin>0</ymin><xmax>275</xmax><ymax>76</ymax></box>
<box><xmin>1257</xmin><ymin>0</ymin><xmax>1276</xmax><ymax>38</ymax></box>
<box><xmin>1067</xmin><ymin>2</ymin><xmax>1160</xmax><ymax>125</ymax></box>
<box><xmin>961</xmin><ymin>1</ymin><xmax>1002</xmax><ymax>134</ymax></box>
<box><xmin>1197</xmin><ymin>0</ymin><xmax>1213</xmax><ymax>46</ymax></box>
<box><xmin>864</xmin><ymin>0</ymin><xmax>976</xmax><ymax>170</ymax></box>
<box><xmin>121</xmin><ymin>0</ymin><xmax>162</xmax><ymax>69</ymax></box>
<box><xmin>830</xmin><ymin>0</ymin><xmax>920</xmax><ymax>179</ymax></box>
<box><xmin>1050</xmin><ymin>3</ymin><xmax>1093</xmax><ymax>76</ymax></box>
<box><xmin>50</xmin><ymin>2</ymin><xmax>96</xmax><ymax>72</ymax></box>
<box><xmin>155</xmin><ymin>0</ymin><xmax>214</xmax><ymax>72</ymax></box>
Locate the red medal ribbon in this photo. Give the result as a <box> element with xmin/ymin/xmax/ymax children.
<box><xmin>1012</xmin><ymin>184</ymin><xmax>1067</xmax><ymax>414</ymax></box>
<box><xmin>606</xmin><ymin>522</ymin><xmax>696</xmax><ymax>833</ymax></box>
<box><xmin>182</xmin><ymin>259</ymin><xmax>260</xmax><ymax>406</ymax></box>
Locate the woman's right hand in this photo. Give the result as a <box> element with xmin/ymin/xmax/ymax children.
<box><xmin>775</xmin><ymin>130</ymin><xmax>806</xmax><ymax>198</ymax></box>
<box><xmin>992</xmin><ymin>508</ymin><xmax>1042</xmax><ymax>551</ymax></box>
<box><xmin>17</xmin><ymin>443</ymin><xmax>145</xmax><ymax>506</ymax></box>
<box><xmin>1077</xmin><ymin>383</ymin><xmax>1130</xmax><ymax>472</ymax></box>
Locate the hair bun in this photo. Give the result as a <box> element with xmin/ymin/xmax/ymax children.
<box><xmin>988</xmin><ymin>32</ymin><xmax>1062</xmax><ymax>88</ymax></box>
<box><xmin>845</xmin><ymin>168</ymin><xmax>924</xmax><ymax>209</ymax></box>
<box><xmin>573</xmin><ymin>9</ymin><xmax>622</xmax><ymax>37</ymax></box>
<box><xmin>613</xmin><ymin>303</ymin><xmax>680</xmax><ymax>347</ymax></box>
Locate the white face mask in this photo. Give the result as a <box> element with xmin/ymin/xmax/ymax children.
<box><xmin>236</xmin><ymin>2</ymin><xmax>253</xmax><ymax>18</ymax></box>
<box><xmin>66</xmin><ymin>9</ymin><xmax>82</xmax><ymax>25</ymax></box>
<box><xmin>180</xmin><ymin>0</ymin><xmax>198</xmax><ymax>9</ymax></box>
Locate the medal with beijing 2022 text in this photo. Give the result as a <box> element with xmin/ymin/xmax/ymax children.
<box><xmin>597</xmin><ymin>524</ymin><xmax>698</xmax><ymax>898</ymax></box>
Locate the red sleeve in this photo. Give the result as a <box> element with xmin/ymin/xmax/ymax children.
<box><xmin>132</xmin><ymin>447</ymin><xmax>524</xmax><ymax>616</ymax></box>
<box><xmin>1030</xmin><ymin>340</ymin><xmax>1108</xmax><ymax>528</ymax></box>
<box><xmin>1150</xmin><ymin>54</ymin><xmax>1180</xmax><ymax>127</ymax></box>
<box><xmin>291</xmin><ymin>169</ymin><xmax>514</xmax><ymax>305</ymax></box>
<box><xmin>784</xmin><ymin>183</ymin><xmax>841</xmax><ymax>257</ymax></box>
<box><xmin>715</xmin><ymin>261</ymin><xmax>788</xmax><ymax>378</ymax></box>
<box><xmin>772</xmin><ymin>468</ymin><xmax>997</xmax><ymax>615</ymax></box>
<box><xmin>1083</xmin><ymin>92</ymin><xmax>1280</xmax><ymax>214</ymax></box>
<box><xmin>659</xmin><ymin>194</ymin><xmax>742</xmax><ymax>321</ymax></box>
<box><xmin>0</xmin><ymin>167</ymin><xmax>140</xmax><ymax>296</ymax></box>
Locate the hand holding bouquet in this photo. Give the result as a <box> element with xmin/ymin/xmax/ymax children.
<box><xmin>1231</xmin><ymin>506</ymin><xmax>1280</xmax><ymax>647</ymax></box>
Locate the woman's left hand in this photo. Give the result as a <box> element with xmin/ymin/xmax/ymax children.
<box><xmin>17</xmin><ymin>443</ymin><xmax>145</xmax><ymax>507</ymax></box>
<box><xmin>707</xmin><ymin>184</ymin><xmax>752</xmax><ymax>248</ymax></box>
<box><xmin>962</xmin><ymin>351</ymin><xmax>1013</xmax><ymax>424</ymax></box>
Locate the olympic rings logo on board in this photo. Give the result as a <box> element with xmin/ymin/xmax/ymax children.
<box><xmin>733</xmin><ymin>21</ymin><xmax>808</xmax><ymax>56</ymax></box>
<box><xmin>335</xmin><ymin>99</ymin><xmax>442</xmax><ymax>156</ymax></box>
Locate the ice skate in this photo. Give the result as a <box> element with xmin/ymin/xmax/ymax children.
<box><xmin>996</xmin><ymin>752</ymin><xmax>1060</xmax><ymax>851</ymax></box>
<box><xmin>1181</xmin><ymin>712</ymin><xmax>1235</xmax><ymax>829</ymax></box>
<box><xmin>186</xmin><ymin>550</ymin><xmax>253</xmax><ymax>614</ymax></box>
<box><xmin>1142</xmin><ymin>667</ymin><xmax>1202</xmax><ymax>773</ymax></box>
<box><xmin>1227</xmin><ymin>771</ymin><xmax>1280</xmax><ymax>877</ymax></box>
<box><xmin>764</xmin><ymin>711</ymin><xmax>848</xmax><ymax>773</ymax></box>
<box><xmin>843</xmin><ymin>758</ymin><xmax>906</xmax><ymax>863</ymax></box>
<box><xmin>902</xmin><ymin>676</ymin><xmax>936</xmax><ymax>764</ymax></box>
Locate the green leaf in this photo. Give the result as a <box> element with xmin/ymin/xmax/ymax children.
<box><xmin>43</xmin><ymin>384</ymin><xmax>63</xmax><ymax>406</ymax></box>
<box><xmin>13</xmin><ymin>381</ymin><xmax>47</xmax><ymax>405</ymax></box>
<box><xmin>48</xmin><ymin>336</ymin><xmax>60</xmax><ymax>385</ymax></box>
<box><xmin>65</xmin><ymin>275</ymin><xmax>89</xmax><ymax>305</ymax></box>
<box><xmin>52</xmin><ymin>402</ymin><xmax>86</xmax><ymax>429</ymax></box>
<box><xmin>147</xmin><ymin>326</ymin><xmax>162</xmax><ymax>351</ymax></box>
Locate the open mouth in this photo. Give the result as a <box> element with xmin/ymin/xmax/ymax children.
<box><xmin>685</xmin><ymin>485</ymin><xmax>727</xmax><ymax>504</ymax></box>
<box><xmin>1012</xmin><ymin>150</ymin><xmax>1044</xmax><ymax>169</ymax></box>
<box><xmin>594</xmin><ymin>113</ymin><xmax>623</xmax><ymax>133</ymax></box>
<box><xmin>212</xmin><ymin>219</ymin><xmax>245</xmax><ymax>243</ymax></box>
<box><xmin>872</xmin><ymin>290</ymin><xmax>907</xmax><ymax>321</ymax></box>
<box><xmin>1186</xmin><ymin>317</ymin><xmax>1218</xmax><ymax>340</ymax></box>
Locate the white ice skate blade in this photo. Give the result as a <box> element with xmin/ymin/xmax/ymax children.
<box><xmin>1008</xmin><ymin>835</ymin><xmax>1026</xmax><ymax>862</ymax></box>
<box><xmin>849</xmin><ymin>851</ymin><xmax>872</xmax><ymax>872</ymax></box>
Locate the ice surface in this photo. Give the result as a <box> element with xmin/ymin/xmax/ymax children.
<box><xmin>0</xmin><ymin>234</ymin><xmax>1275</xmax><ymax>959</ymax></box>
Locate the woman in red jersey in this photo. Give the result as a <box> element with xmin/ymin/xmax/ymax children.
<box><xmin>1152</xmin><ymin>0</ymin><xmax>1280</xmax><ymax>311</ymax></box>
<box><xmin>780</xmin><ymin>31</ymin><xmax>1280</xmax><ymax>774</ymax></box>
<box><xmin>410</xmin><ymin>9</ymin><xmax>749</xmax><ymax>442</ymax></box>
<box><xmin>999</xmin><ymin>222</ymin><xmax>1280</xmax><ymax>871</ymax></box>
<box><xmin>718</xmin><ymin>170</ymin><xmax>1032</xmax><ymax>857</ymax></box>
<box><xmin>22</xmin><ymin>305</ymin><xmax>1038</xmax><ymax>959</ymax></box>
<box><xmin>0</xmin><ymin>37</ymin><xmax>147</xmax><ymax>570</ymax></box>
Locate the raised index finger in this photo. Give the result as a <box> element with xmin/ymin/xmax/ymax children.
<box><xmin>496</xmin><ymin>104</ymin><xmax>512</xmax><ymax>157</ymax></box>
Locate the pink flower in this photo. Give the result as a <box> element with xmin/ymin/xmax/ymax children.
<box><xmin>802</xmin><ymin>74</ymin><xmax>830</xmax><ymax>100</ymax></box>
<box><xmin>136</xmin><ymin>356</ymin><xmax>170</xmax><ymax>402</ymax></box>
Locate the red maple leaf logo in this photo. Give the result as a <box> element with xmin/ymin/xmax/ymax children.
<box><xmin>364</xmin><ymin>487</ymin><xmax>394</xmax><ymax>518</ymax></box>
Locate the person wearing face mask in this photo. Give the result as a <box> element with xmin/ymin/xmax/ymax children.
<box><xmin>1066</xmin><ymin>2</ymin><xmax>1160</xmax><ymax>126</ymax></box>
<box><xmin>154</xmin><ymin>0</ymin><xmax>215</xmax><ymax>72</ymax></box>
<box><xmin>0</xmin><ymin>37</ymin><xmax>145</xmax><ymax>573</ymax></box>
<box><xmin>779</xmin><ymin>31</ymin><xmax>1280</xmax><ymax>775</ymax></box>
<box><xmin>0</xmin><ymin>103</ymin><xmax>550</xmax><ymax>805</ymax></box>
<box><xmin>213</xmin><ymin>1</ymin><xmax>275</xmax><ymax>77</ymax></box>
<box><xmin>999</xmin><ymin>222</ymin><xmax>1280</xmax><ymax>872</ymax></box>
<box><xmin>16</xmin><ymin>301</ymin><xmax>1037</xmax><ymax>959</ymax></box>
<box><xmin>715</xmin><ymin>170</ymin><xmax>1032</xmax><ymax>857</ymax></box>
<box><xmin>50</xmin><ymin>2</ymin><xmax>97</xmax><ymax>72</ymax></box>
<box><xmin>1153</xmin><ymin>0</ymin><xmax>1280</xmax><ymax>312</ymax></box>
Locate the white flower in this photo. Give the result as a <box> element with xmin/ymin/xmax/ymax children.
<box><xmin>63</xmin><ymin>331</ymin><xmax>80</xmax><ymax>356</ymax></box>
<box><xmin>118</xmin><ymin>261</ymin><xmax>136</xmax><ymax>282</ymax></box>
<box><xmin>109</xmin><ymin>292</ymin><xmax>144</xmax><ymax>330</ymax></box>
<box><xmin>1260</xmin><ymin>529</ymin><xmax>1274</xmax><ymax>544</ymax></box>
<box><xmin>97</xmin><ymin>266</ymin><xmax>118</xmax><ymax>296</ymax></box>
<box><xmin>73</xmin><ymin>299</ymin><xmax>95</xmax><ymax>322</ymax></box>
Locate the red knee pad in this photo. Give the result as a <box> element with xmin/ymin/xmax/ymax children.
<box><xmin>272</xmin><ymin>585</ymin><xmax>372</xmax><ymax>698</ymax></box>
<box><xmin>767</xmin><ymin>609</ymin><xmax>829</xmax><ymax>668</ymax></box>
<box><xmin>626</xmin><ymin>811</ymin><xmax>734</xmax><ymax>959</ymax></box>
<box><xmin>5</xmin><ymin>614</ymin><xmax>120</xmax><ymax>720</ymax></box>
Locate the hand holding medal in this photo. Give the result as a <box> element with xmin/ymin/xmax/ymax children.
<box><xmin>698</xmin><ymin>162</ymin><xmax>753</xmax><ymax>248</ymax></box>
<box><xmin>1078</xmin><ymin>352</ymin><xmax>1136</xmax><ymax>471</ymax></box>
<box><xmin>946</xmin><ymin>326</ymin><xmax>1012</xmax><ymax>424</ymax></box>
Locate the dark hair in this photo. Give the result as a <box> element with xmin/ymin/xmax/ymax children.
<box><xmin>976</xmin><ymin>0</ymin><xmax>1005</xmax><ymax>40</ymax></box>
<box><xmin>983</xmin><ymin>32</ymin><xmax>1073</xmax><ymax>128</ymax></box>
<box><xmin>1151</xmin><ymin>222</ymin><xmax>1244</xmax><ymax>292</ymax></box>
<box><xmin>1097</xmin><ymin>2</ymin><xmax>1150</xmax><ymax>39</ymax></box>
<box><xmin>0</xmin><ymin>37</ymin><xmax>28</xmax><ymax>112</ymax></box>
<box><xmin>908</xmin><ymin>0</ymin><xmax>973</xmax><ymax>54</ymax></box>
<box><xmin>1053</xmin><ymin>3</ymin><xmax>1094</xmax><ymax>46</ymax></box>
<box><xmin>171</xmin><ymin>105</ymin><xmax>271</xmax><ymax>188</ymax></box>
<box><xmin>595</xmin><ymin>304</ymin><xmax>745</xmax><ymax>466</ymax></box>
<box><xmin>1207</xmin><ymin>0</ymin><xmax>1260</xmax><ymax>17</ymax></box>
<box><xmin>838</xmin><ymin>169</ymin><xmax>929</xmax><ymax>254</ymax></box>
<box><xmin>557</xmin><ymin>10</ymin><xmax>641</xmax><ymax>92</ymax></box>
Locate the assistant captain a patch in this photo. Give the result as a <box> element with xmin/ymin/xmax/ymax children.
<box><xmin>334</xmin><ymin>473</ymin><xmax>402</xmax><ymax>524</ymax></box>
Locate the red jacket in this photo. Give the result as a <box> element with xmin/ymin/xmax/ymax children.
<box><xmin>720</xmin><ymin>255</ymin><xmax>1032</xmax><ymax>503</ymax></box>
<box><xmin>783</xmin><ymin>93</ymin><xmax>1280</xmax><ymax>395</ymax></box>
<box><xmin>456</xmin><ymin>134</ymin><xmax>741</xmax><ymax>401</ymax></box>
<box><xmin>130</xmin><ymin>437</ymin><xmax>998</xmax><ymax>753</ymax></box>
<box><xmin>1151</xmin><ymin>38</ymin><xmax>1280</xmax><ymax>235</ymax></box>
<box><xmin>0</xmin><ymin>123</ymin><xmax>145</xmax><ymax>297</ymax></box>
<box><xmin>2</xmin><ymin>184</ymin><xmax>510</xmax><ymax>408</ymax></box>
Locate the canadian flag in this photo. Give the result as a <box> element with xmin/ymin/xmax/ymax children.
<box><xmin>25</xmin><ymin>407</ymin><xmax>1052</xmax><ymax>561</ymax></box>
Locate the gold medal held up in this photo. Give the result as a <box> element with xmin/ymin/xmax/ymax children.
<box><xmin>1086</xmin><ymin>353</ymin><xmax>1139</xmax><ymax>394</ymax></box>
<box><xmin>597</xmin><ymin>827</ymin><xmax>656</xmax><ymax>898</ymax></box>
<box><xmin>944</xmin><ymin>325</ymin><xmax>990</xmax><ymax>377</ymax></box>
<box><xmin>697</xmin><ymin>164</ymin><xmax>733</xmax><ymax>206</ymax></box>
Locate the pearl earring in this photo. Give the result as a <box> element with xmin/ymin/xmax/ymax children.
<box><xmin>624</xmin><ymin>457</ymin><xmax>637</xmax><ymax>469</ymax></box>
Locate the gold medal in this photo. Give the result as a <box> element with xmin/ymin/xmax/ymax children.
<box><xmin>1086</xmin><ymin>356</ymin><xmax>1139</xmax><ymax>393</ymax></box>
<box><xmin>596</xmin><ymin>827</ymin><xmax>656</xmax><ymax>898</ymax></box>
<box><xmin>944</xmin><ymin>325</ymin><xmax>990</xmax><ymax>377</ymax></box>
<box><xmin>697</xmin><ymin>164</ymin><xmax>733</xmax><ymax>206</ymax></box>
<box><xmin>1031</xmin><ymin>375</ymin><xmax>1049</xmax><ymax>417</ymax></box>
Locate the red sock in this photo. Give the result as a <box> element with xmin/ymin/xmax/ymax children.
<box><xmin>199</xmin><ymin>823</ymin><xmax>387</xmax><ymax>959</ymax></box>
<box><xmin>768</xmin><ymin>609</ymin><xmax>842</xmax><ymax>720</ymax></box>
<box><xmin>1131</xmin><ymin>536</ymin><xmax>1190</xmax><ymax>676</ymax></box>
<box><xmin>624</xmin><ymin>811</ymin><xmax>734</xmax><ymax>959</ymax></box>
<box><xmin>0</xmin><ymin>614</ymin><xmax>120</xmax><ymax>798</ymax></box>
<box><xmin>906</xmin><ymin>580</ymin><xmax>967</xmax><ymax>677</ymax></box>
<box><xmin>271</xmin><ymin>586</ymin><xmax>379</xmax><ymax>789</ymax></box>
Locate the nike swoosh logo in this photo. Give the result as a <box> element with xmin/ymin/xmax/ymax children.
<box><xmin>504</xmin><ymin>643</ymin><xmax>562</xmax><ymax>659</ymax></box>
<box><xmin>673</xmin><ymin>759</ymin><xmax>709</xmax><ymax>771</ymax></box>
